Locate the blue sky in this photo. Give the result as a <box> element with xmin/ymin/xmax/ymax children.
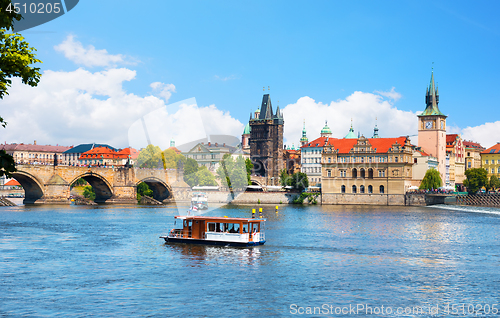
<box><xmin>3</xmin><ymin>0</ymin><xmax>500</xmax><ymax>149</ymax></box>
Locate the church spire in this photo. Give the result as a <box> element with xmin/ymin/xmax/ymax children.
<box><xmin>420</xmin><ymin>69</ymin><xmax>445</xmax><ymax>117</ymax></box>
<box><xmin>300</xmin><ymin>119</ymin><xmax>308</xmax><ymax>146</ymax></box>
<box><xmin>373</xmin><ymin>117</ymin><xmax>379</xmax><ymax>138</ymax></box>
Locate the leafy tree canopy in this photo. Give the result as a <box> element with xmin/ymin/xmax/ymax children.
<box><xmin>280</xmin><ymin>169</ymin><xmax>309</xmax><ymax>191</ymax></box>
<box><xmin>196</xmin><ymin>166</ymin><xmax>217</xmax><ymax>186</ymax></box>
<box><xmin>489</xmin><ymin>175</ymin><xmax>500</xmax><ymax>191</ymax></box>
<box><xmin>463</xmin><ymin>168</ymin><xmax>488</xmax><ymax>194</ymax></box>
<box><xmin>137</xmin><ymin>145</ymin><xmax>162</xmax><ymax>168</ymax></box>
<box><xmin>83</xmin><ymin>185</ymin><xmax>95</xmax><ymax>201</ymax></box>
<box><xmin>419</xmin><ymin>169</ymin><xmax>442</xmax><ymax>190</ymax></box>
<box><xmin>216</xmin><ymin>155</ymin><xmax>248</xmax><ymax>190</ymax></box>
<box><xmin>0</xmin><ymin>1</ymin><xmax>42</xmax><ymax>177</ymax></box>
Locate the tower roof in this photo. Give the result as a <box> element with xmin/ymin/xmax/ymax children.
<box><xmin>344</xmin><ymin>120</ymin><xmax>357</xmax><ymax>139</ymax></box>
<box><xmin>321</xmin><ymin>120</ymin><xmax>332</xmax><ymax>134</ymax></box>
<box><xmin>243</xmin><ymin>122</ymin><xmax>251</xmax><ymax>135</ymax></box>
<box><xmin>419</xmin><ymin>71</ymin><xmax>446</xmax><ymax>117</ymax></box>
<box><xmin>259</xmin><ymin>94</ymin><xmax>273</xmax><ymax>119</ymax></box>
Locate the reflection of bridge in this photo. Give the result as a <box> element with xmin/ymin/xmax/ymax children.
<box><xmin>12</xmin><ymin>165</ymin><xmax>188</xmax><ymax>204</ymax></box>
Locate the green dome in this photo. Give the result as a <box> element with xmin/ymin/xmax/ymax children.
<box><xmin>243</xmin><ymin>123</ymin><xmax>251</xmax><ymax>135</ymax></box>
<box><xmin>321</xmin><ymin>121</ymin><xmax>332</xmax><ymax>134</ymax></box>
<box><xmin>344</xmin><ymin>126</ymin><xmax>357</xmax><ymax>139</ymax></box>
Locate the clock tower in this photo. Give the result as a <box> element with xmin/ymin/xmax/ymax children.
<box><xmin>418</xmin><ymin>71</ymin><xmax>447</xmax><ymax>182</ymax></box>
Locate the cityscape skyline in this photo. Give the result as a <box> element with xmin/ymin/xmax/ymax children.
<box><xmin>2</xmin><ymin>1</ymin><xmax>499</xmax><ymax>149</ymax></box>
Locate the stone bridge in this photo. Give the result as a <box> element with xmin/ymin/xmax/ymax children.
<box><xmin>12</xmin><ymin>165</ymin><xmax>190</xmax><ymax>204</ymax></box>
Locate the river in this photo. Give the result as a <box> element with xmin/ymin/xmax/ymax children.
<box><xmin>1</xmin><ymin>203</ymin><xmax>500</xmax><ymax>317</ymax></box>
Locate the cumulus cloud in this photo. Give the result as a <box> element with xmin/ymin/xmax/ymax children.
<box><xmin>281</xmin><ymin>91</ymin><xmax>418</xmax><ymax>147</ymax></box>
<box><xmin>460</xmin><ymin>122</ymin><xmax>500</xmax><ymax>148</ymax></box>
<box><xmin>373</xmin><ymin>87</ymin><xmax>402</xmax><ymax>101</ymax></box>
<box><xmin>54</xmin><ymin>34</ymin><xmax>134</xmax><ymax>68</ymax></box>
<box><xmin>150</xmin><ymin>82</ymin><xmax>176</xmax><ymax>102</ymax></box>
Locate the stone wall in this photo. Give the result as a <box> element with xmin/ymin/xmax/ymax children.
<box><xmin>204</xmin><ymin>191</ymin><xmax>300</xmax><ymax>204</ymax></box>
<box><xmin>322</xmin><ymin>193</ymin><xmax>405</xmax><ymax>205</ymax></box>
<box><xmin>405</xmin><ymin>193</ymin><xmax>426</xmax><ymax>206</ymax></box>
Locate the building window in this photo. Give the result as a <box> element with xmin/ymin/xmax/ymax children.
<box><xmin>467</xmin><ymin>152</ymin><xmax>470</xmax><ymax>157</ymax></box>
<box><xmin>352</xmin><ymin>185</ymin><xmax>357</xmax><ymax>193</ymax></box>
<box><xmin>360</xmin><ymin>185</ymin><xmax>365</xmax><ymax>193</ymax></box>
<box><xmin>414</xmin><ymin>158</ymin><xmax>417</xmax><ymax>164</ymax></box>
<box><xmin>360</xmin><ymin>168</ymin><xmax>365</xmax><ymax>179</ymax></box>
<box><xmin>328</xmin><ymin>157</ymin><xmax>331</xmax><ymax>163</ymax></box>
<box><xmin>341</xmin><ymin>185</ymin><xmax>346</xmax><ymax>193</ymax></box>
<box><xmin>379</xmin><ymin>185</ymin><xmax>385</xmax><ymax>194</ymax></box>
<box><xmin>498</xmin><ymin>167</ymin><xmax>500</xmax><ymax>173</ymax></box>
<box><xmin>327</xmin><ymin>170</ymin><xmax>331</xmax><ymax>177</ymax></box>
<box><xmin>368</xmin><ymin>185</ymin><xmax>373</xmax><ymax>193</ymax></box>
<box><xmin>394</xmin><ymin>156</ymin><xmax>398</xmax><ymax>163</ymax></box>
<box><xmin>352</xmin><ymin>168</ymin><xmax>357</xmax><ymax>178</ymax></box>
<box><xmin>468</xmin><ymin>162</ymin><xmax>471</xmax><ymax>168</ymax></box>
<box><xmin>486</xmin><ymin>160</ymin><xmax>489</xmax><ymax>164</ymax></box>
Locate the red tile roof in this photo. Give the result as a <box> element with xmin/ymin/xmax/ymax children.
<box><xmin>80</xmin><ymin>146</ymin><xmax>139</xmax><ymax>160</ymax></box>
<box><xmin>463</xmin><ymin>140</ymin><xmax>484</xmax><ymax>150</ymax></box>
<box><xmin>446</xmin><ymin>134</ymin><xmax>459</xmax><ymax>143</ymax></box>
<box><xmin>481</xmin><ymin>143</ymin><xmax>500</xmax><ymax>154</ymax></box>
<box><xmin>416</xmin><ymin>149</ymin><xmax>430</xmax><ymax>156</ymax></box>
<box><xmin>4</xmin><ymin>179</ymin><xmax>21</xmax><ymax>186</ymax></box>
<box><xmin>116</xmin><ymin>147</ymin><xmax>139</xmax><ymax>159</ymax></box>
<box><xmin>167</xmin><ymin>146</ymin><xmax>181</xmax><ymax>154</ymax></box>
<box><xmin>302</xmin><ymin>136</ymin><xmax>408</xmax><ymax>154</ymax></box>
<box><xmin>0</xmin><ymin>143</ymin><xmax>71</xmax><ymax>152</ymax></box>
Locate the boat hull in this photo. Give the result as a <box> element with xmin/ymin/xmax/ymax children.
<box><xmin>160</xmin><ymin>236</ymin><xmax>265</xmax><ymax>247</ymax></box>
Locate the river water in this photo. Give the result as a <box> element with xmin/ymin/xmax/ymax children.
<box><xmin>1</xmin><ymin>203</ymin><xmax>500</xmax><ymax>317</ymax></box>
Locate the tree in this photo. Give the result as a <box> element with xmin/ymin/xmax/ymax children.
<box><xmin>279</xmin><ymin>169</ymin><xmax>291</xmax><ymax>187</ymax></box>
<box><xmin>83</xmin><ymin>185</ymin><xmax>96</xmax><ymax>201</ymax></box>
<box><xmin>289</xmin><ymin>172</ymin><xmax>309</xmax><ymax>192</ymax></box>
<box><xmin>72</xmin><ymin>178</ymin><xmax>87</xmax><ymax>187</ymax></box>
<box><xmin>137</xmin><ymin>145</ymin><xmax>162</xmax><ymax>168</ymax></box>
<box><xmin>196</xmin><ymin>166</ymin><xmax>217</xmax><ymax>186</ymax></box>
<box><xmin>0</xmin><ymin>1</ymin><xmax>42</xmax><ymax>177</ymax></box>
<box><xmin>419</xmin><ymin>169</ymin><xmax>442</xmax><ymax>190</ymax></box>
<box><xmin>137</xmin><ymin>182</ymin><xmax>153</xmax><ymax>201</ymax></box>
<box><xmin>463</xmin><ymin>168</ymin><xmax>488</xmax><ymax>194</ymax></box>
<box><xmin>490</xmin><ymin>175</ymin><xmax>500</xmax><ymax>191</ymax></box>
<box><xmin>162</xmin><ymin>148</ymin><xmax>185</xmax><ymax>169</ymax></box>
<box><xmin>245</xmin><ymin>158</ymin><xmax>253</xmax><ymax>185</ymax></box>
<box><xmin>216</xmin><ymin>154</ymin><xmax>247</xmax><ymax>190</ymax></box>
<box><xmin>183</xmin><ymin>158</ymin><xmax>199</xmax><ymax>187</ymax></box>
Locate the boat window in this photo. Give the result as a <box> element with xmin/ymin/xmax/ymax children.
<box><xmin>242</xmin><ymin>224</ymin><xmax>248</xmax><ymax>233</ymax></box>
<box><xmin>228</xmin><ymin>223</ymin><xmax>240</xmax><ymax>233</ymax></box>
<box><xmin>207</xmin><ymin>222</ymin><xmax>216</xmax><ymax>232</ymax></box>
<box><xmin>251</xmin><ymin>223</ymin><xmax>259</xmax><ymax>233</ymax></box>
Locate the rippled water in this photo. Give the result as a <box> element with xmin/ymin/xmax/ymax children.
<box><xmin>2</xmin><ymin>203</ymin><xmax>500</xmax><ymax>317</ymax></box>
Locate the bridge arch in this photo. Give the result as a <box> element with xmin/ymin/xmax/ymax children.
<box><xmin>137</xmin><ymin>177</ymin><xmax>172</xmax><ymax>202</ymax></box>
<box><xmin>11</xmin><ymin>171</ymin><xmax>45</xmax><ymax>204</ymax></box>
<box><xmin>249</xmin><ymin>179</ymin><xmax>263</xmax><ymax>187</ymax></box>
<box><xmin>70</xmin><ymin>172</ymin><xmax>113</xmax><ymax>203</ymax></box>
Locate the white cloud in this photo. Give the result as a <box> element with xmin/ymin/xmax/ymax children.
<box><xmin>282</xmin><ymin>91</ymin><xmax>418</xmax><ymax>147</ymax></box>
<box><xmin>373</xmin><ymin>87</ymin><xmax>402</xmax><ymax>101</ymax></box>
<box><xmin>460</xmin><ymin>122</ymin><xmax>500</xmax><ymax>148</ymax></box>
<box><xmin>150</xmin><ymin>82</ymin><xmax>176</xmax><ymax>102</ymax></box>
<box><xmin>214</xmin><ymin>75</ymin><xmax>239</xmax><ymax>81</ymax></box>
<box><xmin>54</xmin><ymin>35</ymin><xmax>134</xmax><ymax>68</ymax></box>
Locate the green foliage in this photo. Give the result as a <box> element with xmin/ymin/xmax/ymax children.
<box><xmin>137</xmin><ymin>145</ymin><xmax>162</xmax><ymax>168</ymax></box>
<box><xmin>0</xmin><ymin>2</ymin><xmax>42</xmax><ymax>177</ymax></box>
<box><xmin>137</xmin><ymin>182</ymin><xmax>153</xmax><ymax>202</ymax></box>
<box><xmin>245</xmin><ymin>158</ymin><xmax>253</xmax><ymax>185</ymax></box>
<box><xmin>216</xmin><ymin>155</ymin><xmax>248</xmax><ymax>190</ymax></box>
<box><xmin>419</xmin><ymin>169</ymin><xmax>442</xmax><ymax>190</ymax></box>
<box><xmin>196</xmin><ymin>166</ymin><xmax>217</xmax><ymax>186</ymax></box>
<box><xmin>279</xmin><ymin>169</ymin><xmax>291</xmax><ymax>187</ymax></box>
<box><xmin>83</xmin><ymin>185</ymin><xmax>96</xmax><ymax>201</ymax></box>
<box><xmin>280</xmin><ymin>170</ymin><xmax>309</xmax><ymax>191</ymax></box>
<box><xmin>464</xmin><ymin>168</ymin><xmax>488</xmax><ymax>194</ymax></box>
<box><xmin>183</xmin><ymin>158</ymin><xmax>199</xmax><ymax>187</ymax></box>
<box><xmin>489</xmin><ymin>175</ymin><xmax>500</xmax><ymax>191</ymax></box>
<box><xmin>293</xmin><ymin>192</ymin><xmax>319</xmax><ymax>204</ymax></box>
<box><xmin>162</xmin><ymin>148</ymin><xmax>185</xmax><ymax>169</ymax></box>
<box><xmin>0</xmin><ymin>149</ymin><xmax>15</xmax><ymax>177</ymax></box>
<box><xmin>72</xmin><ymin>178</ymin><xmax>87</xmax><ymax>187</ymax></box>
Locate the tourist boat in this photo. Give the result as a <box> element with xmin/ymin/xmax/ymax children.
<box><xmin>191</xmin><ymin>192</ymin><xmax>208</xmax><ymax>210</ymax></box>
<box><xmin>160</xmin><ymin>216</ymin><xmax>266</xmax><ymax>246</ymax></box>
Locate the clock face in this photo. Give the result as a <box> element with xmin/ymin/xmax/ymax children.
<box><xmin>425</xmin><ymin>121</ymin><xmax>433</xmax><ymax>129</ymax></box>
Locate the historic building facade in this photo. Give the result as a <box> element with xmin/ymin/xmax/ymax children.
<box><xmin>412</xmin><ymin>147</ymin><xmax>438</xmax><ymax>182</ymax></box>
<box><xmin>464</xmin><ymin>140</ymin><xmax>484</xmax><ymax>170</ymax></box>
<box><xmin>182</xmin><ymin>142</ymin><xmax>236</xmax><ymax>171</ymax></box>
<box><xmin>1</xmin><ymin>142</ymin><xmax>70</xmax><ymax>165</ymax></box>
<box><xmin>481</xmin><ymin>143</ymin><xmax>500</xmax><ymax>178</ymax></box>
<box><xmin>417</xmin><ymin>71</ymin><xmax>447</xmax><ymax>183</ymax></box>
<box><xmin>319</xmin><ymin>135</ymin><xmax>414</xmax><ymax>205</ymax></box>
<box><xmin>249</xmin><ymin>94</ymin><xmax>284</xmax><ymax>185</ymax></box>
<box><xmin>445</xmin><ymin>134</ymin><xmax>465</xmax><ymax>187</ymax></box>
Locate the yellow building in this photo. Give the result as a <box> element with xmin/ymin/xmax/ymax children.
<box><xmin>464</xmin><ymin>140</ymin><xmax>485</xmax><ymax>170</ymax></box>
<box><xmin>481</xmin><ymin>143</ymin><xmax>500</xmax><ymax>178</ymax></box>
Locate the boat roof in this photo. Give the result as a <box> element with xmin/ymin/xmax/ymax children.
<box><xmin>174</xmin><ymin>215</ymin><xmax>265</xmax><ymax>222</ymax></box>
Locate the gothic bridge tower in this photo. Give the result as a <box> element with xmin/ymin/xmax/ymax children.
<box><xmin>249</xmin><ymin>94</ymin><xmax>284</xmax><ymax>185</ymax></box>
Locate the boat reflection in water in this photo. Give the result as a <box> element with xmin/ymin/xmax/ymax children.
<box><xmin>167</xmin><ymin>243</ymin><xmax>262</xmax><ymax>266</ymax></box>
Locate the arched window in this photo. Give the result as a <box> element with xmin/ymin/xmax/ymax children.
<box><xmin>352</xmin><ymin>168</ymin><xmax>358</xmax><ymax>178</ymax></box>
<box><xmin>379</xmin><ymin>185</ymin><xmax>385</xmax><ymax>194</ymax></box>
<box><xmin>368</xmin><ymin>168</ymin><xmax>373</xmax><ymax>179</ymax></box>
<box><xmin>352</xmin><ymin>185</ymin><xmax>357</xmax><ymax>193</ymax></box>
<box><xmin>368</xmin><ymin>185</ymin><xmax>373</xmax><ymax>193</ymax></box>
<box><xmin>341</xmin><ymin>185</ymin><xmax>346</xmax><ymax>193</ymax></box>
<box><xmin>360</xmin><ymin>185</ymin><xmax>365</xmax><ymax>193</ymax></box>
<box><xmin>360</xmin><ymin>168</ymin><xmax>365</xmax><ymax>179</ymax></box>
